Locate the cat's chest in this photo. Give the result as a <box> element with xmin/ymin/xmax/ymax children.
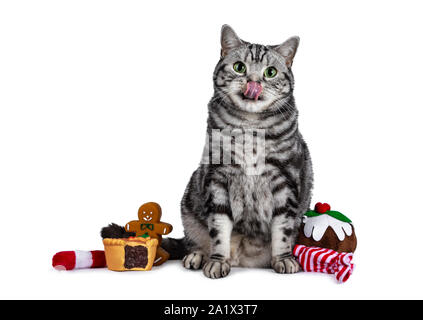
<box><xmin>228</xmin><ymin>174</ymin><xmax>274</xmax><ymax>234</ymax></box>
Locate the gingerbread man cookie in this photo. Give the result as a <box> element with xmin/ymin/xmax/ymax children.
<box><xmin>125</xmin><ymin>202</ymin><xmax>173</xmax><ymax>266</ymax></box>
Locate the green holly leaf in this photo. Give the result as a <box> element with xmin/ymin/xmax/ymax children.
<box><xmin>304</xmin><ymin>210</ymin><xmax>352</xmax><ymax>223</ymax></box>
<box><xmin>327</xmin><ymin>211</ymin><xmax>352</xmax><ymax>223</ymax></box>
<box><xmin>304</xmin><ymin>210</ymin><xmax>321</xmax><ymax>217</ymax></box>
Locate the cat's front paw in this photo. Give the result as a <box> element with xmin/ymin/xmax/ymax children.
<box><xmin>203</xmin><ymin>260</ymin><xmax>231</xmax><ymax>279</ymax></box>
<box><xmin>182</xmin><ymin>251</ymin><xmax>205</xmax><ymax>270</ymax></box>
<box><xmin>271</xmin><ymin>256</ymin><xmax>301</xmax><ymax>274</ymax></box>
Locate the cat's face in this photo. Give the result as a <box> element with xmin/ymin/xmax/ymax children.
<box><xmin>213</xmin><ymin>25</ymin><xmax>299</xmax><ymax>114</ymax></box>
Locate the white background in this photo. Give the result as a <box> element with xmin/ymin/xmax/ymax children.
<box><xmin>1</xmin><ymin>0</ymin><xmax>422</xmax><ymax>300</ymax></box>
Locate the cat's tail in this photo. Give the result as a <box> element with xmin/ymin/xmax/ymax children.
<box><xmin>162</xmin><ymin>237</ymin><xmax>188</xmax><ymax>260</ymax></box>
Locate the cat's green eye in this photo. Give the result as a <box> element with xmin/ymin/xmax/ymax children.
<box><xmin>233</xmin><ymin>61</ymin><xmax>246</xmax><ymax>74</ymax></box>
<box><xmin>264</xmin><ymin>66</ymin><xmax>278</xmax><ymax>78</ymax></box>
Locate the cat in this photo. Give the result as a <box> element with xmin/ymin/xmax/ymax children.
<box><xmin>161</xmin><ymin>25</ymin><xmax>313</xmax><ymax>279</ymax></box>
<box><xmin>102</xmin><ymin>25</ymin><xmax>313</xmax><ymax>279</ymax></box>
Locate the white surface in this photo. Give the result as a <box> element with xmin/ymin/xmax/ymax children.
<box><xmin>1</xmin><ymin>0</ymin><xmax>423</xmax><ymax>299</ymax></box>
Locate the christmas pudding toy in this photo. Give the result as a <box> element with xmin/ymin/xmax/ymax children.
<box><xmin>293</xmin><ymin>202</ymin><xmax>357</xmax><ymax>283</ymax></box>
<box><xmin>52</xmin><ymin>202</ymin><xmax>173</xmax><ymax>271</ymax></box>
<box><xmin>103</xmin><ymin>237</ymin><xmax>158</xmax><ymax>271</ymax></box>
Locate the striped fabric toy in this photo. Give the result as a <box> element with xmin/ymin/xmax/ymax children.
<box><xmin>52</xmin><ymin>250</ymin><xmax>106</xmax><ymax>270</ymax></box>
<box><xmin>293</xmin><ymin>244</ymin><xmax>354</xmax><ymax>283</ymax></box>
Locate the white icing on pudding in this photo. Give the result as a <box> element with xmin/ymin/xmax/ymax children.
<box><xmin>302</xmin><ymin>214</ymin><xmax>353</xmax><ymax>241</ymax></box>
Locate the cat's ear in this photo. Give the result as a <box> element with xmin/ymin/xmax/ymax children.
<box><xmin>220</xmin><ymin>24</ymin><xmax>244</xmax><ymax>57</ymax></box>
<box><xmin>271</xmin><ymin>36</ymin><xmax>300</xmax><ymax>68</ymax></box>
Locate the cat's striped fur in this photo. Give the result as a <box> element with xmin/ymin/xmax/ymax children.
<box><xmin>166</xmin><ymin>25</ymin><xmax>314</xmax><ymax>279</ymax></box>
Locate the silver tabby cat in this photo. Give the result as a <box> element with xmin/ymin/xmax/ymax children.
<box><xmin>163</xmin><ymin>25</ymin><xmax>313</xmax><ymax>279</ymax></box>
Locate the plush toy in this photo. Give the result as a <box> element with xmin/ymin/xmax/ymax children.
<box><xmin>293</xmin><ymin>202</ymin><xmax>357</xmax><ymax>283</ymax></box>
<box><xmin>124</xmin><ymin>202</ymin><xmax>173</xmax><ymax>266</ymax></box>
<box><xmin>103</xmin><ymin>237</ymin><xmax>159</xmax><ymax>271</ymax></box>
<box><xmin>52</xmin><ymin>250</ymin><xmax>106</xmax><ymax>270</ymax></box>
<box><xmin>52</xmin><ymin>202</ymin><xmax>172</xmax><ymax>271</ymax></box>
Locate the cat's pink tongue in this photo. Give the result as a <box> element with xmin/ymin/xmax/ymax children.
<box><xmin>243</xmin><ymin>81</ymin><xmax>263</xmax><ymax>101</ymax></box>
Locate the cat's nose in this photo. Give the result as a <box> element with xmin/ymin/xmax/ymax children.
<box><xmin>243</xmin><ymin>81</ymin><xmax>262</xmax><ymax>101</ymax></box>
